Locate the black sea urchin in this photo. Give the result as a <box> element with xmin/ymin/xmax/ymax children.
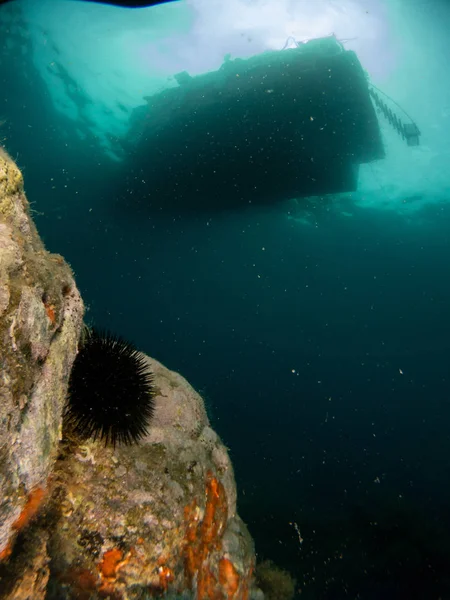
<box><xmin>65</xmin><ymin>327</ymin><xmax>156</xmax><ymax>447</ymax></box>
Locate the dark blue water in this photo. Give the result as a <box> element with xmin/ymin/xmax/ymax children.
<box><xmin>2</xmin><ymin>3</ymin><xmax>450</xmax><ymax>598</ymax></box>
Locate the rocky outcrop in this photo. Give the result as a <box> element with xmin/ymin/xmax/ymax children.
<box><xmin>48</xmin><ymin>357</ymin><xmax>257</xmax><ymax>599</ymax></box>
<box><xmin>0</xmin><ymin>147</ymin><xmax>84</xmax><ymax>563</ymax></box>
<box><xmin>0</xmin><ymin>149</ymin><xmax>259</xmax><ymax>599</ymax></box>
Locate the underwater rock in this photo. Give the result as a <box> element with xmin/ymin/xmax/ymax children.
<box><xmin>0</xmin><ymin>148</ymin><xmax>258</xmax><ymax>599</ymax></box>
<box><xmin>48</xmin><ymin>356</ymin><xmax>258</xmax><ymax>599</ymax></box>
<box><xmin>0</xmin><ymin>148</ymin><xmax>84</xmax><ymax>564</ymax></box>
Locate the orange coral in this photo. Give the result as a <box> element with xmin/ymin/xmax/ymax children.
<box><xmin>13</xmin><ymin>487</ymin><xmax>46</xmax><ymax>531</ymax></box>
<box><xmin>97</xmin><ymin>547</ymin><xmax>136</xmax><ymax>599</ymax></box>
<box><xmin>201</xmin><ymin>474</ymin><xmax>227</xmax><ymax>545</ymax></box>
<box><xmin>183</xmin><ymin>470</ymin><xmax>255</xmax><ymax>600</ymax></box>
<box><xmin>59</xmin><ymin>549</ymin><xmax>127</xmax><ymax>600</ymax></box>
<box><xmin>0</xmin><ymin>543</ymin><xmax>12</xmax><ymax>562</ymax></box>
<box><xmin>0</xmin><ymin>486</ymin><xmax>46</xmax><ymax>563</ymax></box>
<box><xmin>183</xmin><ymin>472</ymin><xmax>226</xmax><ymax>599</ymax></box>
<box><xmin>44</xmin><ymin>301</ymin><xmax>56</xmax><ymax>324</ymax></box>
<box><xmin>99</xmin><ymin>548</ymin><xmax>124</xmax><ymax>579</ymax></box>
<box><xmin>182</xmin><ymin>470</ymin><xmax>255</xmax><ymax>599</ymax></box>
<box><xmin>219</xmin><ymin>559</ymin><xmax>240</xmax><ymax>600</ymax></box>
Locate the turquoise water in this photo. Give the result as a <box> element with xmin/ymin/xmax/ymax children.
<box><xmin>1</xmin><ymin>0</ymin><xmax>450</xmax><ymax>597</ymax></box>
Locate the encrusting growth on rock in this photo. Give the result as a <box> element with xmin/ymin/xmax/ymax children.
<box><xmin>0</xmin><ymin>149</ymin><xmax>262</xmax><ymax>600</ymax></box>
<box><xmin>183</xmin><ymin>470</ymin><xmax>254</xmax><ymax>600</ymax></box>
<box><xmin>0</xmin><ymin>146</ymin><xmax>84</xmax><ymax>583</ymax></box>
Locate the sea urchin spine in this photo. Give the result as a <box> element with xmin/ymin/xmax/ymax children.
<box><xmin>65</xmin><ymin>327</ymin><xmax>156</xmax><ymax>447</ymax></box>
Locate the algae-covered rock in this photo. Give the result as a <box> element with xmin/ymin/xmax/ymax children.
<box><xmin>0</xmin><ymin>147</ymin><xmax>84</xmax><ymax>561</ymax></box>
<box><xmin>48</xmin><ymin>356</ymin><xmax>258</xmax><ymax>599</ymax></box>
<box><xmin>0</xmin><ymin>149</ymin><xmax>259</xmax><ymax>599</ymax></box>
